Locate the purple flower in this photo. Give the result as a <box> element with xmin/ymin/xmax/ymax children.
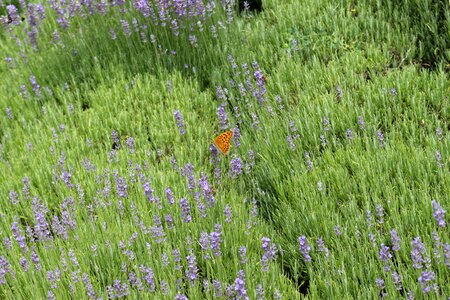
<box><xmin>19</xmin><ymin>85</ymin><xmax>29</xmax><ymax>99</ymax></box>
<box><xmin>304</xmin><ymin>152</ymin><xmax>313</xmax><ymax>172</ymax></box>
<box><xmin>411</xmin><ymin>237</ymin><xmax>429</xmax><ymax>269</ymax></box>
<box><xmin>120</xmin><ymin>19</ymin><xmax>131</xmax><ymax>36</ymax></box>
<box><xmin>165</xmin><ymin>187</ymin><xmax>175</xmax><ymax>205</ymax></box>
<box><xmin>234</xmin><ymin>270</ymin><xmax>249</xmax><ymax>300</ymax></box>
<box><xmin>61</xmin><ymin>171</ymin><xmax>74</xmax><ymax>189</ymax></box>
<box><xmin>418</xmin><ymin>270</ymin><xmax>436</xmax><ymax>294</ymax></box>
<box><xmin>47</xmin><ymin>269</ymin><xmax>61</xmax><ymax>289</ymax></box>
<box><xmin>345</xmin><ymin>128</ymin><xmax>354</xmax><ymax>140</ymax></box>
<box><xmin>28</xmin><ymin>3</ymin><xmax>45</xmax><ymax>27</ymax></box>
<box><xmin>0</xmin><ymin>256</ymin><xmax>12</xmax><ymax>284</ymax></box>
<box><xmin>239</xmin><ymin>246</ymin><xmax>248</xmax><ymax>264</ymax></box>
<box><xmin>432</xmin><ymin>231</ymin><xmax>441</xmax><ymax>260</ymax></box>
<box><xmin>143</xmin><ymin>182</ymin><xmax>158</xmax><ymax>203</ymax></box>
<box><xmin>173</xmin><ymin>249</ymin><xmax>182</xmax><ymax>271</ymax></box>
<box><xmin>435</xmin><ymin>150</ymin><xmax>444</xmax><ymax>168</ymax></box>
<box><xmin>110</xmin><ymin>28</ymin><xmax>117</xmax><ymax>39</ymax></box>
<box><xmin>245</xmin><ymin>149</ymin><xmax>255</xmax><ymax>173</ymax></box>
<box><xmin>6</xmin><ymin>107</ymin><xmax>13</xmax><ymax>120</ymax></box>
<box><xmin>375</xmin><ymin>278</ymin><xmax>385</xmax><ymax>289</ymax></box>
<box><xmin>251</xmin><ymin>112</ymin><xmax>260</xmax><ymax>129</ymax></box>
<box><xmin>199</xmin><ymin>173</ymin><xmax>215</xmax><ymax>205</ymax></box>
<box><xmin>275</xmin><ymin>95</ymin><xmax>284</xmax><ymax>110</ymax></box>
<box><xmin>115</xmin><ymin>176</ymin><xmax>128</xmax><ymax>198</ymax></box>
<box><xmin>216</xmin><ymin>86</ymin><xmax>228</xmax><ymax>101</ymax></box>
<box><xmin>180</xmin><ymin>198</ymin><xmax>192</xmax><ymax>223</ymax></box>
<box><xmin>111</xmin><ymin>130</ymin><xmax>120</xmax><ymax>148</ymax></box>
<box><xmin>140</xmin><ymin>266</ymin><xmax>156</xmax><ymax>292</ymax></box>
<box><xmin>298</xmin><ymin>236</ymin><xmax>311</xmax><ymax>262</ymax></box>
<box><xmin>431</xmin><ymin>200</ymin><xmax>446</xmax><ymax>228</ymax></box>
<box><xmin>323</xmin><ymin>116</ymin><xmax>330</xmax><ymax>131</ymax></box>
<box><xmin>175</xmin><ymin>294</ymin><xmax>188</xmax><ymax>300</ymax></box>
<box><xmin>390</xmin><ymin>88</ymin><xmax>397</xmax><ymax>96</ymax></box>
<box><xmin>261</xmin><ymin>237</ymin><xmax>277</xmax><ymax>271</ymax></box>
<box><xmin>377</xmin><ymin>130</ymin><xmax>385</xmax><ymax>147</ymax></box>
<box><xmin>317</xmin><ymin>237</ymin><xmax>329</xmax><ymax>257</ymax></box>
<box><xmin>128</xmin><ymin>272</ymin><xmax>143</xmax><ymax>290</ymax></box>
<box><xmin>11</xmin><ymin>221</ymin><xmax>28</xmax><ymax>252</ymax></box>
<box><xmin>188</xmin><ymin>34</ymin><xmax>198</xmax><ymax>47</ymax></box>
<box><xmin>333</xmin><ymin>226</ymin><xmax>341</xmax><ymax>236</ymax></box>
<box><xmin>32</xmin><ymin>196</ymin><xmax>51</xmax><ymax>242</ymax></box>
<box><xmin>213</xmin><ymin>280</ymin><xmax>223</xmax><ymax>297</ymax></box>
<box><xmin>287</xmin><ymin>135</ymin><xmax>296</xmax><ymax>150</ymax></box>
<box><xmin>108</xmin><ymin>279</ymin><xmax>129</xmax><ymax>298</ymax></box>
<box><xmin>126</xmin><ymin>137</ymin><xmax>135</xmax><ymax>153</ymax></box>
<box><xmin>164</xmin><ymin>214</ymin><xmax>174</xmax><ymax>229</ymax></box>
<box><xmin>29</xmin><ymin>75</ymin><xmax>41</xmax><ymax>97</ymax></box>
<box><xmin>210</xmin><ymin>224</ymin><xmax>222</xmax><ymax>257</ymax></box>
<box><xmin>217</xmin><ymin>104</ymin><xmax>230</xmax><ymax>130</ymax></box>
<box><xmin>320</xmin><ymin>134</ymin><xmax>328</xmax><ymax>147</ymax></box>
<box><xmin>366</xmin><ymin>210</ymin><xmax>373</xmax><ymax>227</ymax></box>
<box><xmin>82</xmin><ymin>273</ymin><xmax>96</xmax><ymax>299</ymax></box>
<box><xmin>9</xmin><ymin>190</ymin><xmax>19</xmax><ymax>205</ymax></box>
<box><xmin>443</xmin><ymin>243</ymin><xmax>450</xmax><ymax>268</ymax></box>
<box><xmin>51</xmin><ymin>215</ymin><xmax>68</xmax><ymax>240</ymax></box>
<box><xmin>224</xmin><ymin>204</ymin><xmax>232</xmax><ymax>222</ymax></box>
<box><xmin>391</xmin><ymin>271</ymin><xmax>402</xmax><ymax>290</ymax></box>
<box><xmin>369</xmin><ymin>232</ymin><xmax>376</xmax><ymax>247</ymax></box>
<box><xmin>6</xmin><ymin>5</ymin><xmax>20</xmax><ymax>26</ymax></box>
<box><xmin>256</xmin><ymin>284</ymin><xmax>264</xmax><ymax>299</ymax></box>
<box><xmin>160</xmin><ymin>280</ymin><xmax>169</xmax><ymax>294</ymax></box>
<box><xmin>375</xmin><ymin>204</ymin><xmax>384</xmax><ymax>224</ymax></box>
<box><xmin>31</xmin><ymin>248</ymin><xmax>41</xmax><ymax>270</ymax></box>
<box><xmin>182</xmin><ymin>163</ymin><xmax>196</xmax><ymax>192</ymax></box>
<box><xmin>20</xmin><ymin>256</ymin><xmax>28</xmax><ymax>272</ymax></box>
<box><xmin>68</xmin><ymin>249</ymin><xmax>79</xmax><ymax>267</ymax></box>
<box><xmin>253</xmin><ymin>69</ymin><xmax>267</xmax><ymax>104</ymax></box>
<box><xmin>173</xmin><ymin>110</ymin><xmax>186</xmax><ymax>135</ymax></box>
<box><xmin>47</xmin><ymin>290</ymin><xmax>56</xmax><ymax>300</ymax></box>
<box><xmin>170</xmin><ymin>19</ymin><xmax>179</xmax><ymax>36</ymax></box>
<box><xmin>185</xmin><ymin>252</ymin><xmax>198</xmax><ymax>284</ymax></box>
<box><xmin>379</xmin><ymin>244</ymin><xmax>392</xmax><ymax>271</ymax></box>
<box><xmin>199</xmin><ymin>232</ymin><xmax>210</xmax><ymax>259</ymax></box>
<box><xmin>390</xmin><ymin>229</ymin><xmax>400</xmax><ymax>251</ymax></box>
<box><xmin>233</xmin><ymin>125</ymin><xmax>241</xmax><ymax>148</ymax></box>
<box><xmin>230</xmin><ymin>157</ymin><xmax>243</xmax><ymax>178</ymax></box>
<box><xmin>149</xmin><ymin>216</ymin><xmax>165</xmax><ymax>243</ymax></box>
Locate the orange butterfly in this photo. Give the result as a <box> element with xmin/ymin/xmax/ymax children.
<box><xmin>212</xmin><ymin>130</ymin><xmax>234</xmax><ymax>155</ymax></box>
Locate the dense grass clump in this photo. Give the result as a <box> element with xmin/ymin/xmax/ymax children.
<box><xmin>0</xmin><ymin>0</ymin><xmax>449</xmax><ymax>299</ymax></box>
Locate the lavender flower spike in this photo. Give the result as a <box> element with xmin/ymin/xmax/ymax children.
<box><xmin>431</xmin><ymin>200</ymin><xmax>446</xmax><ymax>228</ymax></box>
<box><xmin>298</xmin><ymin>236</ymin><xmax>311</xmax><ymax>262</ymax></box>
<box><xmin>174</xmin><ymin>110</ymin><xmax>186</xmax><ymax>135</ymax></box>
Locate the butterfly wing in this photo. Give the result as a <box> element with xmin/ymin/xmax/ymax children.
<box><xmin>213</xmin><ymin>130</ymin><xmax>234</xmax><ymax>155</ymax></box>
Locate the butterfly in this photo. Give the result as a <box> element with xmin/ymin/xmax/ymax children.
<box><xmin>212</xmin><ymin>130</ymin><xmax>234</xmax><ymax>155</ymax></box>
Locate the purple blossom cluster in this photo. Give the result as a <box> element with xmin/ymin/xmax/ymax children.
<box><xmin>298</xmin><ymin>235</ymin><xmax>311</xmax><ymax>262</ymax></box>
<box><xmin>287</xmin><ymin>120</ymin><xmax>300</xmax><ymax>150</ymax></box>
<box><xmin>229</xmin><ymin>157</ymin><xmax>243</xmax><ymax>178</ymax></box>
<box><xmin>261</xmin><ymin>237</ymin><xmax>277</xmax><ymax>272</ymax></box>
<box><xmin>411</xmin><ymin>237</ymin><xmax>430</xmax><ymax>269</ymax></box>
<box><xmin>173</xmin><ymin>110</ymin><xmax>186</xmax><ymax>135</ymax></box>
<box><xmin>379</xmin><ymin>244</ymin><xmax>392</xmax><ymax>272</ymax></box>
<box><xmin>217</xmin><ymin>103</ymin><xmax>230</xmax><ymax>130</ymax></box>
<box><xmin>431</xmin><ymin>200</ymin><xmax>446</xmax><ymax>228</ymax></box>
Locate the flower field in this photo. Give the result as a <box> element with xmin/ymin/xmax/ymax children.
<box><xmin>0</xmin><ymin>0</ymin><xmax>449</xmax><ymax>299</ymax></box>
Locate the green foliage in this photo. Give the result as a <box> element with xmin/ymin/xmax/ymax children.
<box><xmin>0</xmin><ymin>0</ymin><xmax>449</xmax><ymax>299</ymax></box>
